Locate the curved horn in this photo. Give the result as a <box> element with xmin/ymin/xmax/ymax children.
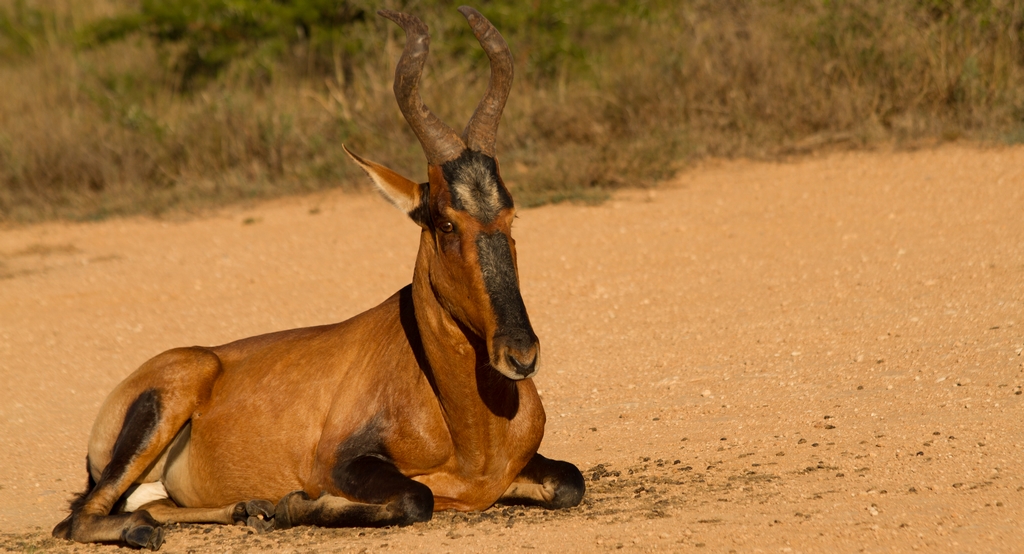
<box><xmin>378</xmin><ymin>9</ymin><xmax>465</xmax><ymax>165</ymax></box>
<box><xmin>458</xmin><ymin>6</ymin><xmax>514</xmax><ymax>157</ymax></box>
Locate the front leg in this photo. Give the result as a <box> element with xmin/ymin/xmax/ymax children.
<box><xmin>275</xmin><ymin>455</ymin><xmax>433</xmax><ymax>529</ymax></box>
<box><xmin>498</xmin><ymin>453</ymin><xmax>585</xmax><ymax>509</ymax></box>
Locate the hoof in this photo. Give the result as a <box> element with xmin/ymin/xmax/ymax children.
<box><xmin>549</xmin><ymin>463</ymin><xmax>586</xmax><ymax>509</ymax></box>
<box><xmin>124</xmin><ymin>523</ymin><xmax>164</xmax><ymax>550</ymax></box>
<box><xmin>247</xmin><ymin>515</ymin><xmax>274</xmax><ymax>533</ymax></box>
<box><xmin>274</xmin><ymin>490</ymin><xmax>311</xmax><ymax>531</ymax></box>
<box><xmin>387</xmin><ymin>486</ymin><xmax>434</xmax><ymax>526</ymax></box>
<box><xmin>233</xmin><ymin>498</ymin><xmax>276</xmax><ymax>529</ymax></box>
<box><xmin>51</xmin><ymin>514</ymin><xmax>73</xmax><ymax>540</ymax></box>
<box><xmin>246</xmin><ymin>499</ymin><xmax>276</xmax><ymax>519</ymax></box>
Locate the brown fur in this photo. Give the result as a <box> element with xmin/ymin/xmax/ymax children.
<box><xmin>55</xmin><ymin>8</ymin><xmax>583</xmax><ymax>549</ymax></box>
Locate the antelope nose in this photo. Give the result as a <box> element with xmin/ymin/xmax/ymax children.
<box><xmin>507</xmin><ymin>351</ymin><xmax>537</xmax><ymax>377</ymax></box>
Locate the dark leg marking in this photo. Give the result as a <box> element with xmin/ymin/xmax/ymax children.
<box><xmin>275</xmin><ymin>421</ymin><xmax>433</xmax><ymax>529</ymax></box>
<box><xmin>333</xmin><ymin>455</ymin><xmax>433</xmax><ymax>523</ymax></box>
<box><xmin>275</xmin><ymin>465</ymin><xmax>433</xmax><ymax>530</ymax></box>
<box><xmin>58</xmin><ymin>389</ymin><xmax>165</xmax><ymax>549</ymax></box>
<box><xmin>102</xmin><ymin>389</ymin><xmax>162</xmax><ymax>487</ymax></box>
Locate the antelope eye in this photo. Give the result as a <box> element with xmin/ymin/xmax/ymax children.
<box><xmin>438</xmin><ymin>221</ymin><xmax>454</xmax><ymax>233</ymax></box>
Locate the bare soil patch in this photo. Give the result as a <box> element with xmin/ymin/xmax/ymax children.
<box><xmin>2</xmin><ymin>144</ymin><xmax>1023</xmax><ymax>552</ymax></box>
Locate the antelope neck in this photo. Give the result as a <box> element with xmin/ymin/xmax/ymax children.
<box><xmin>409</xmin><ymin>261</ymin><xmax>520</xmax><ymax>433</ymax></box>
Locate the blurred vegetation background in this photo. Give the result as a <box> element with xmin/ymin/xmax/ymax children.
<box><xmin>1</xmin><ymin>0</ymin><xmax>1023</xmax><ymax>222</ymax></box>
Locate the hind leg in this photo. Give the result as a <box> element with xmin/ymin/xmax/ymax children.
<box><xmin>140</xmin><ymin>498</ymin><xmax>277</xmax><ymax>532</ymax></box>
<box><xmin>57</xmin><ymin>347</ymin><xmax>224</xmax><ymax>549</ymax></box>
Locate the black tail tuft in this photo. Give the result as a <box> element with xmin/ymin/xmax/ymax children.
<box><xmin>52</xmin><ymin>456</ymin><xmax>96</xmax><ymax>539</ymax></box>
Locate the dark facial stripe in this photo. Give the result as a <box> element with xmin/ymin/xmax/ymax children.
<box><xmin>441</xmin><ymin>150</ymin><xmax>512</xmax><ymax>224</ymax></box>
<box><xmin>475</xmin><ymin>231</ymin><xmax>533</xmax><ymax>335</ymax></box>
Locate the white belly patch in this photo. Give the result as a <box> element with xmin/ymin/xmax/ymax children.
<box><xmin>124</xmin><ymin>481</ymin><xmax>169</xmax><ymax>512</ymax></box>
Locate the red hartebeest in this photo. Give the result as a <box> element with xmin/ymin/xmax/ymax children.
<box><xmin>53</xmin><ymin>7</ymin><xmax>584</xmax><ymax>550</ymax></box>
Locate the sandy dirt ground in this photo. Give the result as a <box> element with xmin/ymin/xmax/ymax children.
<box><xmin>1</xmin><ymin>144</ymin><xmax>1023</xmax><ymax>553</ymax></box>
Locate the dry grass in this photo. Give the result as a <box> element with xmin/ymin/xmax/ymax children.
<box><xmin>1</xmin><ymin>0</ymin><xmax>1023</xmax><ymax>223</ymax></box>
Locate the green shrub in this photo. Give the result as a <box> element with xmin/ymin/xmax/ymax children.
<box><xmin>77</xmin><ymin>0</ymin><xmax>370</xmax><ymax>88</ymax></box>
<box><xmin>2</xmin><ymin>0</ymin><xmax>1024</xmax><ymax>222</ymax></box>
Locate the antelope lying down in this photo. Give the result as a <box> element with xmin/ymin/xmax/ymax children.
<box><xmin>53</xmin><ymin>7</ymin><xmax>584</xmax><ymax>549</ymax></box>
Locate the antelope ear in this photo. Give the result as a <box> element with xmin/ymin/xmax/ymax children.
<box><xmin>344</xmin><ymin>145</ymin><xmax>429</xmax><ymax>227</ymax></box>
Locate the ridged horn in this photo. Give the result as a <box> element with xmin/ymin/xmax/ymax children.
<box><xmin>457</xmin><ymin>6</ymin><xmax>514</xmax><ymax>157</ymax></box>
<box><xmin>378</xmin><ymin>9</ymin><xmax>465</xmax><ymax>165</ymax></box>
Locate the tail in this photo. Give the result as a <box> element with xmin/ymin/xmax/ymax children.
<box><xmin>51</xmin><ymin>456</ymin><xmax>97</xmax><ymax>539</ymax></box>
